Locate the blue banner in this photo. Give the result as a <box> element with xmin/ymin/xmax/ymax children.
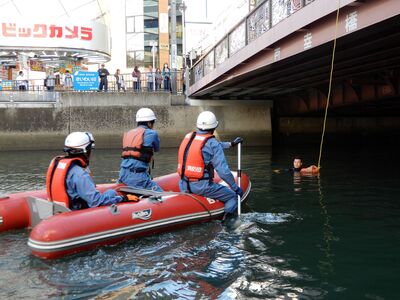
<box><xmin>73</xmin><ymin>71</ymin><xmax>99</xmax><ymax>91</ymax></box>
<box><xmin>0</xmin><ymin>80</ymin><xmax>13</xmax><ymax>91</ymax></box>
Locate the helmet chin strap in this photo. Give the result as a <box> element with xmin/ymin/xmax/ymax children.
<box><xmin>83</xmin><ymin>152</ymin><xmax>91</xmax><ymax>165</ymax></box>
<box><xmin>83</xmin><ymin>144</ymin><xmax>93</xmax><ymax>165</ymax></box>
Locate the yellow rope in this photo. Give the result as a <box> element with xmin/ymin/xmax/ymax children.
<box><xmin>318</xmin><ymin>0</ymin><xmax>341</xmax><ymax>169</ymax></box>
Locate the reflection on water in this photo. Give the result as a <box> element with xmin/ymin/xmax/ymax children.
<box><xmin>0</xmin><ymin>145</ymin><xmax>399</xmax><ymax>299</ymax></box>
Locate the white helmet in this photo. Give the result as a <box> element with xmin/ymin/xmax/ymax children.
<box><xmin>64</xmin><ymin>131</ymin><xmax>95</xmax><ymax>154</ymax></box>
<box><xmin>136</xmin><ymin>108</ymin><xmax>156</xmax><ymax>122</ymax></box>
<box><xmin>196</xmin><ymin>111</ymin><xmax>218</xmax><ymax>130</ymax></box>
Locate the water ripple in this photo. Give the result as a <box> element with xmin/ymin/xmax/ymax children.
<box><xmin>1</xmin><ymin>147</ymin><xmax>399</xmax><ymax>299</ymax></box>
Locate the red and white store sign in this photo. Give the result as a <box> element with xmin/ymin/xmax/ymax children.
<box><xmin>0</xmin><ymin>19</ymin><xmax>110</xmax><ymax>55</ymax></box>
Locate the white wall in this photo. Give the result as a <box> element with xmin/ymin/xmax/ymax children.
<box><xmin>89</xmin><ymin>0</ymin><xmax>128</xmax><ymax>74</ymax></box>
<box><xmin>185</xmin><ymin>0</ymin><xmax>250</xmax><ymax>56</ymax></box>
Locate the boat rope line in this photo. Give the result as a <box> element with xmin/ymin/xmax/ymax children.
<box><xmin>317</xmin><ymin>175</ymin><xmax>335</xmax><ymax>274</ymax></box>
<box><xmin>317</xmin><ymin>0</ymin><xmax>341</xmax><ymax>169</ymax></box>
<box><xmin>182</xmin><ymin>193</ymin><xmax>212</xmax><ymax>217</ymax></box>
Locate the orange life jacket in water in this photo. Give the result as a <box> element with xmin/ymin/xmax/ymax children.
<box><xmin>46</xmin><ymin>156</ymin><xmax>87</xmax><ymax>208</ymax></box>
<box><xmin>177</xmin><ymin>132</ymin><xmax>214</xmax><ymax>181</ymax></box>
<box><xmin>300</xmin><ymin>165</ymin><xmax>320</xmax><ymax>174</ymax></box>
<box><xmin>121</xmin><ymin>127</ymin><xmax>154</xmax><ymax>162</ymax></box>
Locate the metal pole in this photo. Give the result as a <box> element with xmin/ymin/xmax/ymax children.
<box><xmin>237</xmin><ymin>142</ymin><xmax>242</xmax><ymax>216</ymax></box>
<box><xmin>181</xmin><ymin>1</ymin><xmax>187</xmax><ymax>98</ymax></box>
<box><xmin>182</xmin><ymin>1</ymin><xmax>187</xmax><ymax>65</ymax></box>
<box><xmin>170</xmin><ymin>0</ymin><xmax>177</xmax><ymax>94</ymax></box>
<box><xmin>152</xmin><ymin>43</ymin><xmax>156</xmax><ymax>91</ymax></box>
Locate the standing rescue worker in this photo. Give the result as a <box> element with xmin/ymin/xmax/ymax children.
<box><xmin>46</xmin><ymin>132</ymin><xmax>135</xmax><ymax>210</ymax></box>
<box><xmin>177</xmin><ymin>111</ymin><xmax>243</xmax><ymax>218</ymax></box>
<box><xmin>118</xmin><ymin>108</ymin><xmax>163</xmax><ymax>191</ymax></box>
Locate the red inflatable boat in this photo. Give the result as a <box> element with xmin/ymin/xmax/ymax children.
<box><xmin>0</xmin><ymin>172</ymin><xmax>250</xmax><ymax>259</ymax></box>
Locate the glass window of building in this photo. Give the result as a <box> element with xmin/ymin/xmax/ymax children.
<box><xmin>126</xmin><ymin>0</ymin><xmax>144</xmax><ymax>15</ymax></box>
<box><xmin>127</xmin><ymin>33</ymin><xmax>145</xmax><ymax>51</ymax></box>
<box><xmin>125</xmin><ymin>0</ymin><xmax>183</xmax><ymax>69</ymax></box>
<box><xmin>169</xmin><ymin>1</ymin><xmax>183</xmax><ymax>60</ymax></box>
<box><xmin>126</xmin><ymin>17</ymin><xmax>135</xmax><ymax>33</ymax></box>
<box><xmin>135</xmin><ymin>16</ymin><xmax>144</xmax><ymax>32</ymax></box>
<box><xmin>127</xmin><ymin>51</ymin><xmax>145</xmax><ymax>68</ymax></box>
<box><xmin>126</xmin><ymin>0</ymin><xmax>159</xmax><ymax>68</ymax></box>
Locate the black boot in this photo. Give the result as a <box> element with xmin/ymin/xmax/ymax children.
<box><xmin>222</xmin><ymin>212</ymin><xmax>238</xmax><ymax>224</ymax></box>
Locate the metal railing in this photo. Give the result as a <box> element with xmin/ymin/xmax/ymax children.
<box><xmin>0</xmin><ymin>71</ymin><xmax>185</xmax><ymax>94</ymax></box>
<box><xmin>190</xmin><ymin>0</ymin><xmax>315</xmax><ymax>85</ymax></box>
<box><xmin>106</xmin><ymin>71</ymin><xmax>185</xmax><ymax>93</ymax></box>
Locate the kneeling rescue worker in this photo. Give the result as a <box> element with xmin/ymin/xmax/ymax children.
<box><xmin>46</xmin><ymin>131</ymin><xmax>136</xmax><ymax>210</ymax></box>
<box><xmin>177</xmin><ymin>111</ymin><xmax>243</xmax><ymax>219</ymax></box>
<box><xmin>119</xmin><ymin>108</ymin><xmax>163</xmax><ymax>192</ymax></box>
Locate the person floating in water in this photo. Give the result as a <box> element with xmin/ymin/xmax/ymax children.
<box><xmin>274</xmin><ymin>156</ymin><xmax>320</xmax><ymax>174</ymax></box>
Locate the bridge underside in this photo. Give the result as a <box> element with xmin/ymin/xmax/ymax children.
<box><xmin>190</xmin><ymin>12</ymin><xmax>400</xmax><ymax>117</ymax></box>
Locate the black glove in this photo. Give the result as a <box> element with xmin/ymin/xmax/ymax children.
<box><xmin>235</xmin><ymin>187</ymin><xmax>244</xmax><ymax>197</ymax></box>
<box><xmin>230</xmin><ymin>137</ymin><xmax>243</xmax><ymax>147</ymax></box>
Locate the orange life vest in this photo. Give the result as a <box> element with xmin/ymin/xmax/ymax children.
<box><xmin>300</xmin><ymin>165</ymin><xmax>320</xmax><ymax>174</ymax></box>
<box><xmin>121</xmin><ymin>127</ymin><xmax>154</xmax><ymax>162</ymax></box>
<box><xmin>177</xmin><ymin>132</ymin><xmax>214</xmax><ymax>181</ymax></box>
<box><xmin>46</xmin><ymin>156</ymin><xmax>87</xmax><ymax>208</ymax></box>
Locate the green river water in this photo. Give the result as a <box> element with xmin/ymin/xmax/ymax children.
<box><xmin>0</xmin><ymin>141</ymin><xmax>399</xmax><ymax>299</ymax></box>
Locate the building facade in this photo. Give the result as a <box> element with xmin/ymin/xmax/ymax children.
<box><xmin>0</xmin><ymin>0</ymin><xmax>111</xmax><ymax>80</ymax></box>
<box><xmin>123</xmin><ymin>0</ymin><xmax>183</xmax><ymax>70</ymax></box>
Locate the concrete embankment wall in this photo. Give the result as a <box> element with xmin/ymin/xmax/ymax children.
<box><xmin>0</xmin><ymin>92</ymin><xmax>272</xmax><ymax>151</ymax></box>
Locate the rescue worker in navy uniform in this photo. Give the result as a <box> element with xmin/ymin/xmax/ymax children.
<box><xmin>177</xmin><ymin>111</ymin><xmax>243</xmax><ymax>219</ymax></box>
<box><xmin>118</xmin><ymin>108</ymin><xmax>163</xmax><ymax>191</ymax></box>
<box><xmin>46</xmin><ymin>132</ymin><xmax>136</xmax><ymax>210</ymax></box>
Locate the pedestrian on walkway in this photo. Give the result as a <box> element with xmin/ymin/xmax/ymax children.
<box><xmin>98</xmin><ymin>64</ymin><xmax>110</xmax><ymax>91</ymax></box>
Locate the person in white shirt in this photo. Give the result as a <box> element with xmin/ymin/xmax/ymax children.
<box><xmin>63</xmin><ymin>70</ymin><xmax>73</xmax><ymax>90</ymax></box>
<box><xmin>16</xmin><ymin>71</ymin><xmax>27</xmax><ymax>91</ymax></box>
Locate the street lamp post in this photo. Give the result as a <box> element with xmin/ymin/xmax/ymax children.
<box><xmin>170</xmin><ymin>0</ymin><xmax>177</xmax><ymax>94</ymax></box>
<box><xmin>150</xmin><ymin>41</ymin><xmax>157</xmax><ymax>91</ymax></box>
<box><xmin>179</xmin><ymin>1</ymin><xmax>188</xmax><ymax>98</ymax></box>
<box><xmin>189</xmin><ymin>49</ymin><xmax>196</xmax><ymax>68</ymax></box>
<box><xmin>179</xmin><ymin>1</ymin><xmax>187</xmax><ymax>67</ymax></box>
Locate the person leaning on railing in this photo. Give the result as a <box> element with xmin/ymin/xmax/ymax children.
<box><xmin>132</xmin><ymin>66</ymin><xmax>141</xmax><ymax>92</ymax></box>
<box><xmin>98</xmin><ymin>64</ymin><xmax>110</xmax><ymax>92</ymax></box>
<box><xmin>114</xmin><ymin>69</ymin><xmax>126</xmax><ymax>92</ymax></box>
<box><xmin>63</xmin><ymin>70</ymin><xmax>73</xmax><ymax>90</ymax></box>
<box><xmin>155</xmin><ymin>68</ymin><xmax>163</xmax><ymax>91</ymax></box>
<box><xmin>162</xmin><ymin>63</ymin><xmax>171</xmax><ymax>92</ymax></box>
<box><xmin>147</xmin><ymin>66</ymin><xmax>154</xmax><ymax>92</ymax></box>
<box><xmin>45</xmin><ymin>71</ymin><xmax>56</xmax><ymax>91</ymax></box>
<box><xmin>16</xmin><ymin>71</ymin><xmax>27</xmax><ymax>91</ymax></box>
